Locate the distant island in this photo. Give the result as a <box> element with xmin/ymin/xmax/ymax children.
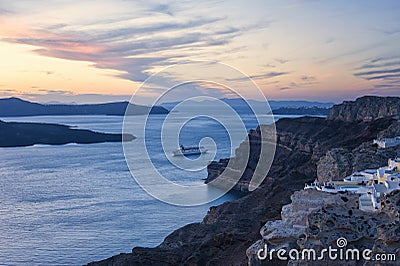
<box><xmin>161</xmin><ymin>98</ymin><xmax>334</xmax><ymax>112</ymax></box>
<box><xmin>0</xmin><ymin>97</ymin><xmax>168</xmax><ymax>117</ymax></box>
<box><xmin>272</xmin><ymin>106</ymin><xmax>330</xmax><ymax>115</ymax></box>
<box><xmin>0</xmin><ymin>120</ymin><xmax>135</xmax><ymax>147</ymax></box>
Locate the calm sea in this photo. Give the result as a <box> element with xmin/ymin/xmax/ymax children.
<box><xmin>0</xmin><ymin>114</ymin><xmax>303</xmax><ymax>265</ymax></box>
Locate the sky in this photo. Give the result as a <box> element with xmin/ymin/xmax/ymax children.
<box><xmin>0</xmin><ymin>0</ymin><xmax>400</xmax><ymax>104</ymax></box>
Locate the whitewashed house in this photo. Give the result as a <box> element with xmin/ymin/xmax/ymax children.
<box><xmin>373</xmin><ymin>136</ymin><xmax>400</xmax><ymax>148</ymax></box>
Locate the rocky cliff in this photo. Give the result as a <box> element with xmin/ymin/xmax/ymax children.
<box><xmin>328</xmin><ymin>96</ymin><xmax>400</xmax><ymax>122</ymax></box>
<box><xmin>247</xmin><ymin>189</ymin><xmax>400</xmax><ymax>265</ymax></box>
<box><xmin>207</xmin><ymin>116</ymin><xmax>395</xmax><ymax>192</ymax></box>
<box><xmin>317</xmin><ymin>143</ymin><xmax>400</xmax><ymax>183</ymax></box>
<box><xmin>88</xmin><ymin>96</ymin><xmax>400</xmax><ymax>266</ymax></box>
<box><xmin>317</xmin><ymin>115</ymin><xmax>400</xmax><ymax>183</ymax></box>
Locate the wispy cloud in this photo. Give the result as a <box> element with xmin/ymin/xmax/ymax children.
<box><xmin>14</xmin><ymin>91</ymin><xmax>132</xmax><ymax>104</ymax></box>
<box><xmin>287</xmin><ymin>0</ymin><xmax>320</xmax><ymax>8</ymax></box>
<box><xmin>354</xmin><ymin>56</ymin><xmax>400</xmax><ymax>92</ymax></box>
<box><xmin>318</xmin><ymin>41</ymin><xmax>385</xmax><ymax>64</ymax></box>
<box><xmin>38</xmin><ymin>89</ymin><xmax>74</xmax><ymax>96</ymax></box>
<box><xmin>355</xmin><ymin>56</ymin><xmax>400</xmax><ymax>70</ymax></box>
<box><xmin>300</xmin><ymin>75</ymin><xmax>317</xmax><ymax>82</ymax></box>
<box><xmin>355</xmin><ymin>68</ymin><xmax>400</xmax><ymax>77</ymax></box>
<box><xmin>275</xmin><ymin>58</ymin><xmax>290</xmax><ymax>64</ymax></box>
<box><xmin>372</xmin><ymin>27</ymin><xmax>400</xmax><ymax>36</ymax></box>
<box><xmin>226</xmin><ymin>71</ymin><xmax>290</xmax><ymax>82</ymax></box>
<box><xmin>325</xmin><ymin>37</ymin><xmax>335</xmax><ymax>44</ymax></box>
<box><xmin>250</xmin><ymin>72</ymin><xmax>290</xmax><ymax>80</ymax></box>
<box><xmin>1</xmin><ymin>2</ymin><xmax>253</xmax><ymax>84</ymax></box>
<box><xmin>354</xmin><ymin>56</ymin><xmax>400</xmax><ymax>81</ymax></box>
<box><xmin>277</xmin><ymin>75</ymin><xmax>318</xmax><ymax>91</ymax></box>
<box><xmin>0</xmin><ymin>88</ymin><xmax>18</xmax><ymax>97</ymax></box>
<box><xmin>0</xmin><ymin>7</ymin><xmax>12</xmax><ymax>14</ymax></box>
<box><xmin>150</xmin><ymin>4</ymin><xmax>174</xmax><ymax>16</ymax></box>
<box><xmin>363</xmin><ymin>73</ymin><xmax>400</xmax><ymax>81</ymax></box>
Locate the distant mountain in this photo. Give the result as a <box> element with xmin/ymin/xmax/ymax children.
<box><xmin>0</xmin><ymin>97</ymin><xmax>168</xmax><ymax>117</ymax></box>
<box><xmin>161</xmin><ymin>98</ymin><xmax>334</xmax><ymax>112</ymax></box>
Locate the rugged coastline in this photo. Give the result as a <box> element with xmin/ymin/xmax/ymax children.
<box><xmin>89</xmin><ymin>96</ymin><xmax>400</xmax><ymax>265</ymax></box>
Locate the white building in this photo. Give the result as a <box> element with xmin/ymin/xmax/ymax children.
<box><xmin>359</xmin><ymin>193</ymin><xmax>375</xmax><ymax>212</ymax></box>
<box><xmin>344</xmin><ymin>169</ymin><xmax>376</xmax><ymax>183</ymax></box>
<box><xmin>306</xmin><ymin>155</ymin><xmax>400</xmax><ymax>212</ymax></box>
<box><xmin>373</xmin><ymin>136</ymin><xmax>400</xmax><ymax>148</ymax></box>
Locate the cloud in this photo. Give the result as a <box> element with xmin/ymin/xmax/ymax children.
<box><xmin>226</xmin><ymin>71</ymin><xmax>290</xmax><ymax>82</ymax></box>
<box><xmin>153</xmin><ymin>81</ymin><xmax>237</xmax><ymax>104</ymax></box>
<box><xmin>0</xmin><ymin>88</ymin><xmax>18</xmax><ymax>97</ymax></box>
<box><xmin>354</xmin><ymin>56</ymin><xmax>400</xmax><ymax>84</ymax></box>
<box><xmin>0</xmin><ymin>7</ymin><xmax>11</xmax><ymax>14</ymax></box>
<box><xmin>287</xmin><ymin>0</ymin><xmax>320</xmax><ymax>8</ymax></box>
<box><xmin>150</xmin><ymin>4</ymin><xmax>174</xmax><ymax>16</ymax></box>
<box><xmin>300</xmin><ymin>75</ymin><xmax>316</xmax><ymax>82</ymax></box>
<box><xmin>355</xmin><ymin>68</ymin><xmax>400</xmax><ymax>77</ymax></box>
<box><xmin>17</xmin><ymin>91</ymin><xmax>132</xmax><ymax>104</ymax></box>
<box><xmin>365</xmin><ymin>80</ymin><xmax>400</xmax><ymax>95</ymax></box>
<box><xmin>325</xmin><ymin>37</ymin><xmax>335</xmax><ymax>44</ymax></box>
<box><xmin>250</xmin><ymin>72</ymin><xmax>290</xmax><ymax>80</ymax></box>
<box><xmin>2</xmin><ymin>14</ymin><xmax>246</xmax><ymax>83</ymax></box>
<box><xmin>372</xmin><ymin>28</ymin><xmax>400</xmax><ymax>36</ymax></box>
<box><xmin>275</xmin><ymin>58</ymin><xmax>290</xmax><ymax>64</ymax></box>
<box><xmin>298</xmin><ymin>76</ymin><xmax>319</xmax><ymax>87</ymax></box>
<box><xmin>355</xmin><ymin>55</ymin><xmax>400</xmax><ymax>70</ymax></box>
<box><xmin>262</xmin><ymin>63</ymin><xmax>276</xmax><ymax>68</ymax></box>
<box><xmin>277</xmin><ymin>75</ymin><xmax>318</xmax><ymax>91</ymax></box>
<box><xmin>373</xmin><ymin>83</ymin><xmax>400</xmax><ymax>89</ymax></box>
<box><xmin>364</xmin><ymin>73</ymin><xmax>400</xmax><ymax>81</ymax></box>
<box><xmin>38</xmin><ymin>89</ymin><xmax>74</xmax><ymax>95</ymax></box>
<box><xmin>318</xmin><ymin>41</ymin><xmax>385</xmax><ymax>64</ymax></box>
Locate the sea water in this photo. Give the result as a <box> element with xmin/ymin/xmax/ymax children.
<box><xmin>0</xmin><ymin>114</ymin><xmax>302</xmax><ymax>265</ymax></box>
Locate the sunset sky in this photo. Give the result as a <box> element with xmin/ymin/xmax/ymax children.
<box><xmin>1</xmin><ymin>0</ymin><xmax>399</xmax><ymax>103</ymax></box>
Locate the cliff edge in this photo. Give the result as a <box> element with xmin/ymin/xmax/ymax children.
<box><xmin>88</xmin><ymin>96</ymin><xmax>400</xmax><ymax>266</ymax></box>
<box><xmin>327</xmin><ymin>96</ymin><xmax>400</xmax><ymax>122</ymax></box>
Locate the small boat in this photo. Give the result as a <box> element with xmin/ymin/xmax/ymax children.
<box><xmin>173</xmin><ymin>145</ymin><xmax>208</xmax><ymax>156</ymax></box>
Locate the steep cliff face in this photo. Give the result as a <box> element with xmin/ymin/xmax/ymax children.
<box><xmin>316</xmin><ymin>148</ymin><xmax>355</xmax><ymax>182</ymax></box>
<box><xmin>298</xmin><ymin>190</ymin><xmax>400</xmax><ymax>265</ymax></box>
<box><xmin>246</xmin><ymin>190</ymin><xmax>359</xmax><ymax>265</ymax></box>
<box><xmin>247</xmin><ymin>190</ymin><xmax>400</xmax><ymax>266</ymax></box>
<box><xmin>89</xmin><ymin>96</ymin><xmax>400</xmax><ymax>266</ymax></box>
<box><xmin>317</xmin><ymin>116</ymin><xmax>400</xmax><ymax>183</ymax></box>
<box><xmin>207</xmin><ymin>116</ymin><xmax>395</xmax><ymax>192</ymax></box>
<box><xmin>317</xmin><ymin>143</ymin><xmax>400</xmax><ymax>183</ymax></box>
<box><xmin>328</xmin><ymin>96</ymin><xmax>400</xmax><ymax>122</ymax></box>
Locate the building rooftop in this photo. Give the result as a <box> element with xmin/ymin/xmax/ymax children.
<box><xmin>373</xmin><ymin>183</ymin><xmax>387</xmax><ymax>194</ymax></box>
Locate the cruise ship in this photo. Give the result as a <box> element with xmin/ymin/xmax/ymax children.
<box><xmin>173</xmin><ymin>145</ymin><xmax>208</xmax><ymax>156</ymax></box>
